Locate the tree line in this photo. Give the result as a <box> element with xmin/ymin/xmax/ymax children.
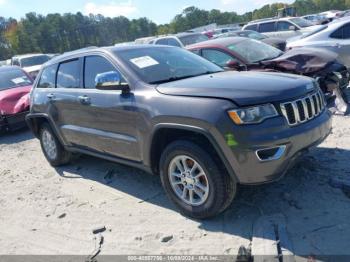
<box><xmin>1</xmin><ymin>0</ymin><xmax>350</xmax><ymax>60</ymax></box>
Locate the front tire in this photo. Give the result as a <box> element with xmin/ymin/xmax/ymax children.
<box><xmin>39</xmin><ymin>123</ymin><xmax>72</xmax><ymax>166</ymax></box>
<box><xmin>159</xmin><ymin>140</ymin><xmax>236</xmax><ymax>219</ymax></box>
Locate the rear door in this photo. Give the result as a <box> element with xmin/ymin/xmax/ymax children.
<box><xmin>51</xmin><ymin>58</ymin><xmax>94</xmax><ymax>147</ymax></box>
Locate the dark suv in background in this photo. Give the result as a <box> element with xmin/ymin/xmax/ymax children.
<box><xmin>27</xmin><ymin>46</ymin><xmax>332</xmax><ymax>218</ymax></box>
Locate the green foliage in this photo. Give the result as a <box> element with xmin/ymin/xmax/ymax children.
<box><xmin>1</xmin><ymin>0</ymin><xmax>350</xmax><ymax>60</ymax></box>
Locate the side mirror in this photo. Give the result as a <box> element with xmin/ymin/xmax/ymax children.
<box><xmin>225</xmin><ymin>60</ymin><xmax>242</xmax><ymax>70</ymax></box>
<box><xmin>289</xmin><ymin>25</ymin><xmax>296</xmax><ymax>31</ymax></box>
<box><xmin>95</xmin><ymin>71</ymin><xmax>130</xmax><ymax>94</ymax></box>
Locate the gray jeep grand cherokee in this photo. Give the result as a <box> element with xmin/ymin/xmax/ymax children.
<box><xmin>26</xmin><ymin>45</ymin><xmax>332</xmax><ymax>218</ymax></box>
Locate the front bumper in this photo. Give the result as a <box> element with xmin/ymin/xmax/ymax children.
<box><xmin>0</xmin><ymin>111</ymin><xmax>29</xmax><ymax>132</ymax></box>
<box><xmin>218</xmin><ymin>109</ymin><xmax>332</xmax><ymax>184</ymax></box>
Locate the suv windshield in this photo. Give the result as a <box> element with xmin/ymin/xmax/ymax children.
<box><xmin>289</xmin><ymin>18</ymin><xmax>313</xmax><ymax>28</ymax></box>
<box><xmin>20</xmin><ymin>55</ymin><xmax>50</xmax><ymax>67</ymax></box>
<box><xmin>115</xmin><ymin>46</ymin><xmax>223</xmax><ymax>84</ymax></box>
<box><xmin>227</xmin><ymin>39</ymin><xmax>283</xmax><ymax>63</ymax></box>
<box><xmin>0</xmin><ymin>69</ymin><xmax>32</xmax><ymax>90</ymax></box>
<box><xmin>178</xmin><ymin>34</ymin><xmax>209</xmax><ymax>46</ymax></box>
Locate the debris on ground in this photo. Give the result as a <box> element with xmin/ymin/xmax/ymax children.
<box><xmin>160</xmin><ymin>235</ymin><xmax>173</xmax><ymax>243</ymax></box>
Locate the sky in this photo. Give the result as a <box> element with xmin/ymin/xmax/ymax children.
<box><xmin>0</xmin><ymin>0</ymin><xmax>293</xmax><ymax>24</ymax></box>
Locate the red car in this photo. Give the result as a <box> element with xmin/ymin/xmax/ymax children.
<box><xmin>0</xmin><ymin>66</ymin><xmax>33</xmax><ymax>132</ymax></box>
<box><xmin>187</xmin><ymin>37</ymin><xmax>350</xmax><ymax>112</ymax></box>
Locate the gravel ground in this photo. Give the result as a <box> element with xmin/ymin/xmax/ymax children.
<box><xmin>0</xmin><ymin>115</ymin><xmax>349</xmax><ymax>259</ymax></box>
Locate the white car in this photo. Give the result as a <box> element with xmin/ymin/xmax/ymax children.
<box><xmin>320</xmin><ymin>10</ymin><xmax>343</xmax><ymax>20</ymax></box>
<box><xmin>243</xmin><ymin>17</ymin><xmax>324</xmax><ymax>40</ymax></box>
<box><xmin>150</xmin><ymin>33</ymin><xmax>210</xmax><ymax>48</ymax></box>
<box><xmin>287</xmin><ymin>18</ymin><xmax>350</xmax><ymax>68</ymax></box>
<box><xmin>11</xmin><ymin>54</ymin><xmax>50</xmax><ymax>79</ymax></box>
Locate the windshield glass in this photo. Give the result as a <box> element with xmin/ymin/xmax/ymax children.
<box><xmin>0</xmin><ymin>68</ymin><xmax>32</xmax><ymax>90</ymax></box>
<box><xmin>20</xmin><ymin>55</ymin><xmax>50</xmax><ymax>67</ymax></box>
<box><xmin>289</xmin><ymin>17</ymin><xmax>313</xmax><ymax>28</ymax></box>
<box><xmin>115</xmin><ymin>46</ymin><xmax>223</xmax><ymax>84</ymax></box>
<box><xmin>178</xmin><ymin>34</ymin><xmax>209</xmax><ymax>46</ymax></box>
<box><xmin>238</xmin><ymin>31</ymin><xmax>266</xmax><ymax>40</ymax></box>
<box><xmin>227</xmin><ymin>39</ymin><xmax>283</xmax><ymax>63</ymax></box>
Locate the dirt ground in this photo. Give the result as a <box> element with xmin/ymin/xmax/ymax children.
<box><xmin>0</xmin><ymin>115</ymin><xmax>349</xmax><ymax>260</ymax></box>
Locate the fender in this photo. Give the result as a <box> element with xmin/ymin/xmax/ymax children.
<box><xmin>147</xmin><ymin>123</ymin><xmax>238</xmax><ymax>182</ymax></box>
<box><xmin>25</xmin><ymin>113</ymin><xmax>67</xmax><ymax>146</ymax></box>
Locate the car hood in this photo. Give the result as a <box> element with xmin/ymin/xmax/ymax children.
<box><xmin>156</xmin><ymin>71</ymin><xmax>314</xmax><ymax>106</ymax></box>
<box><xmin>261</xmin><ymin>47</ymin><xmax>338</xmax><ymax>75</ymax></box>
<box><xmin>0</xmin><ymin>85</ymin><xmax>31</xmax><ymax>115</ymax></box>
<box><xmin>23</xmin><ymin>65</ymin><xmax>42</xmax><ymax>73</ymax></box>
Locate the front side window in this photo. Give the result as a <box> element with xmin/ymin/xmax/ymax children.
<box><xmin>227</xmin><ymin>39</ymin><xmax>282</xmax><ymax>63</ymax></box>
<box><xmin>155</xmin><ymin>38</ymin><xmax>170</xmax><ymax>45</ymax></box>
<box><xmin>343</xmin><ymin>23</ymin><xmax>350</xmax><ymax>39</ymax></box>
<box><xmin>57</xmin><ymin>59</ymin><xmax>80</xmax><ymax>89</ymax></box>
<box><xmin>167</xmin><ymin>38</ymin><xmax>182</xmax><ymax>47</ymax></box>
<box><xmin>277</xmin><ymin>21</ymin><xmax>293</xmax><ymax>31</ymax></box>
<box><xmin>202</xmin><ymin>49</ymin><xmax>236</xmax><ymax>67</ymax></box>
<box><xmin>0</xmin><ymin>68</ymin><xmax>33</xmax><ymax>91</ymax></box>
<box><xmin>84</xmin><ymin>56</ymin><xmax>125</xmax><ymax>89</ymax></box>
<box><xmin>37</xmin><ymin>64</ymin><xmax>57</xmax><ymax>88</ymax></box>
<box><xmin>115</xmin><ymin>46</ymin><xmax>223</xmax><ymax>84</ymax></box>
<box><xmin>259</xmin><ymin>22</ymin><xmax>276</xmax><ymax>33</ymax></box>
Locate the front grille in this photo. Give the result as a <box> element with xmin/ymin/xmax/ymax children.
<box><xmin>280</xmin><ymin>90</ymin><xmax>326</xmax><ymax>126</ymax></box>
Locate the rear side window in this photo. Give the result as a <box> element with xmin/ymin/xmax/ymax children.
<box><xmin>331</xmin><ymin>23</ymin><xmax>350</xmax><ymax>39</ymax></box>
<box><xmin>57</xmin><ymin>59</ymin><xmax>80</xmax><ymax>89</ymax></box>
<box><xmin>84</xmin><ymin>56</ymin><xmax>119</xmax><ymax>89</ymax></box>
<box><xmin>259</xmin><ymin>22</ymin><xmax>275</xmax><ymax>33</ymax></box>
<box><xmin>37</xmin><ymin>64</ymin><xmax>57</xmax><ymax>88</ymax></box>
<box><xmin>245</xmin><ymin>24</ymin><xmax>258</xmax><ymax>31</ymax></box>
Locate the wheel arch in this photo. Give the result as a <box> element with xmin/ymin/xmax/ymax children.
<box><xmin>148</xmin><ymin>123</ymin><xmax>238</xmax><ymax>182</ymax></box>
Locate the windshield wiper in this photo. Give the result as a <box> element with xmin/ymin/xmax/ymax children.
<box><xmin>150</xmin><ymin>71</ymin><xmax>221</xmax><ymax>84</ymax></box>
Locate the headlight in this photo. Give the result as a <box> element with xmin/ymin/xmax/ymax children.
<box><xmin>228</xmin><ymin>104</ymin><xmax>278</xmax><ymax>125</ymax></box>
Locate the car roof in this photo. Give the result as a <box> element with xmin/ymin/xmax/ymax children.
<box><xmin>187</xmin><ymin>37</ymin><xmax>247</xmax><ymax>49</ymax></box>
<box><xmin>45</xmin><ymin>45</ymin><xmax>178</xmax><ymax>66</ymax></box>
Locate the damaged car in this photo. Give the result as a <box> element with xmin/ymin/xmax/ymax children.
<box><xmin>0</xmin><ymin>66</ymin><xmax>33</xmax><ymax>132</ymax></box>
<box><xmin>188</xmin><ymin>37</ymin><xmax>350</xmax><ymax>113</ymax></box>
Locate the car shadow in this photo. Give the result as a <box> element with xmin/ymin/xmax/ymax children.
<box><xmin>54</xmin><ymin>146</ymin><xmax>350</xmax><ymax>258</ymax></box>
<box><xmin>0</xmin><ymin>128</ymin><xmax>33</xmax><ymax>145</ymax></box>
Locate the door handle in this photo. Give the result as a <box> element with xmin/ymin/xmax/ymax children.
<box><xmin>78</xmin><ymin>95</ymin><xmax>91</xmax><ymax>105</ymax></box>
<box><xmin>47</xmin><ymin>93</ymin><xmax>55</xmax><ymax>100</ymax></box>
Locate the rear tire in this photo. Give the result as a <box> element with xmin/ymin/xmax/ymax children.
<box><xmin>39</xmin><ymin>123</ymin><xmax>72</xmax><ymax>166</ymax></box>
<box><xmin>159</xmin><ymin>140</ymin><xmax>236</xmax><ymax>219</ymax></box>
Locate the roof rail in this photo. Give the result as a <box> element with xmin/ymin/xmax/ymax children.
<box><xmin>63</xmin><ymin>46</ymin><xmax>98</xmax><ymax>54</ymax></box>
<box><xmin>248</xmin><ymin>17</ymin><xmax>277</xmax><ymax>24</ymax></box>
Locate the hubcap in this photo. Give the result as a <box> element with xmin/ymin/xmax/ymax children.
<box><xmin>42</xmin><ymin>130</ymin><xmax>57</xmax><ymax>160</ymax></box>
<box><xmin>168</xmin><ymin>155</ymin><xmax>209</xmax><ymax>206</ymax></box>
